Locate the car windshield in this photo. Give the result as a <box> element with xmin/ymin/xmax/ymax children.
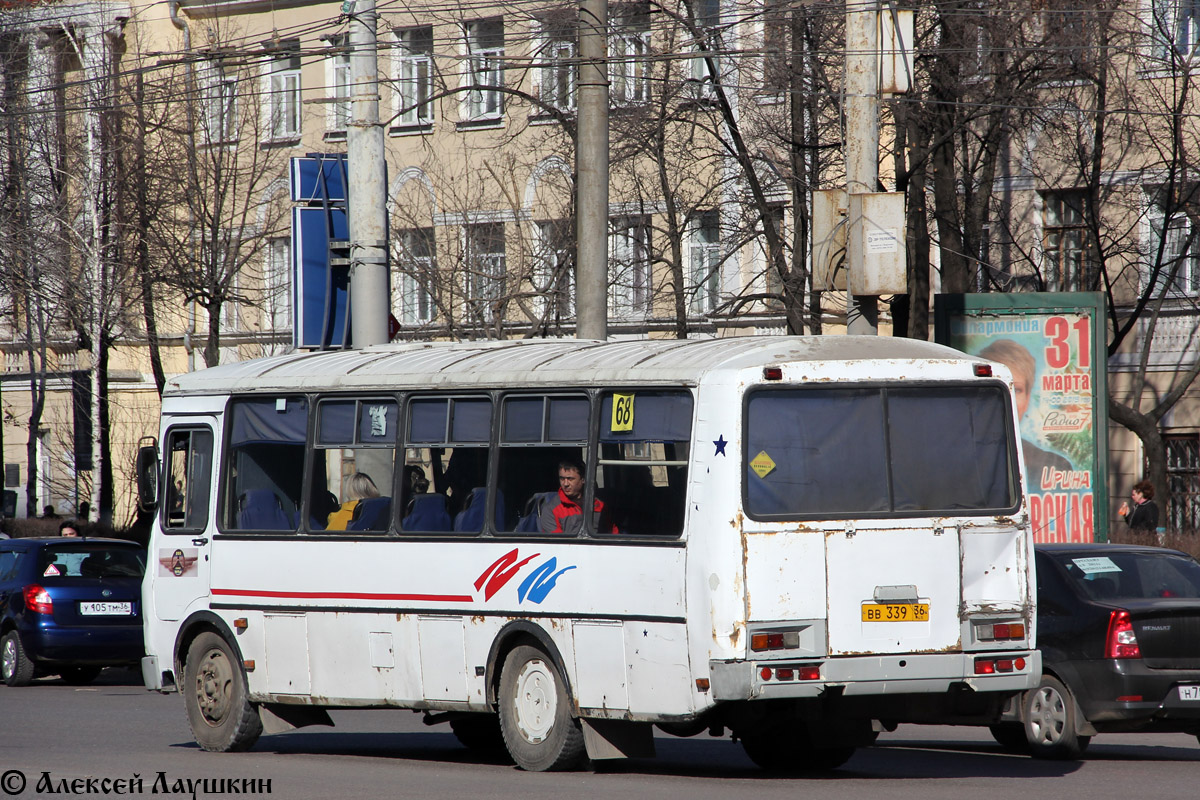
<box><xmin>1050</xmin><ymin>550</ymin><xmax>1200</xmax><ymax>601</ymax></box>
<box><xmin>38</xmin><ymin>546</ymin><xmax>146</xmax><ymax>579</ymax></box>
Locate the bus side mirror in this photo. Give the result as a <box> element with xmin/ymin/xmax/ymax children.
<box><xmin>136</xmin><ymin>438</ymin><xmax>160</xmax><ymax>512</ymax></box>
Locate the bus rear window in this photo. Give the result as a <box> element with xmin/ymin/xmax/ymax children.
<box><xmin>745</xmin><ymin>385</ymin><xmax>1017</xmax><ymax>519</ymax></box>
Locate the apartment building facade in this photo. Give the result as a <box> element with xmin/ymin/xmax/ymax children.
<box><xmin>0</xmin><ymin>0</ymin><xmax>1197</xmax><ymax>529</ymax></box>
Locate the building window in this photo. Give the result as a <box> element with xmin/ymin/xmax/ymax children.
<box><xmin>611</xmin><ymin>4</ymin><xmax>651</xmax><ymax>105</ymax></box>
<box><xmin>762</xmin><ymin>0</ymin><xmax>790</xmax><ymax>94</ymax></box>
<box><xmin>688</xmin><ymin>0</ymin><xmax>721</xmax><ymax>100</ymax></box>
<box><xmin>465</xmin><ymin>19</ymin><xmax>504</xmax><ymax>121</ymax></box>
<box><xmin>1043</xmin><ymin>191</ymin><xmax>1091</xmax><ymax>290</ymax></box>
<box><xmin>1153</xmin><ymin>0</ymin><xmax>1200</xmax><ymax>60</ymax></box>
<box><xmin>1166</xmin><ymin>434</ymin><xmax>1200</xmax><ymax>532</ymax></box>
<box><xmin>761</xmin><ymin>206</ymin><xmax>785</xmax><ymax>309</ymax></box>
<box><xmin>396</xmin><ymin>26</ymin><xmax>434</xmax><ymax>126</ymax></box>
<box><xmin>1147</xmin><ymin>197</ymin><xmax>1200</xmax><ymax>298</ymax></box>
<box><xmin>262</xmin><ymin>41</ymin><xmax>302</xmax><ymax>140</ymax></box>
<box><xmin>394</xmin><ymin>227</ymin><xmax>436</xmax><ymax>324</ymax></box>
<box><xmin>533</xmin><ymin>220</ymin><xmax>574</xmax><ymax>319</ymax></box>
<box><xmin>465</xmin><ymin>222</ymin><xmax>505</xmax><ymax>323</ymax></box>
<box><xmin>536</xmin><ymin>15</ymin><xmax>576</xmax><ymax>112</ymax></box>
<box><xmin>265</xmin><ymin>237</ymin><xmax>291</xmax><ymax>332</ymax></box>
<box><xmin>610</xmin><ymin>216</ymin><xmax>651</xmax><ymax>319</ymax></box>
<box><xmin>689</xmin><ymin>211</ymin><xmax>721</xmax><ymax>315</ymax></box>
<box><xmin>326</xmin><ymin>36</ymin><xmax>351</xmax><ymax>132</ymax></box>
<box><xmin>223</xmin><ymin>267</ymin><xmax>242</xmax><ymax>332</ymax></box>
<box><xmin>200</xmin><ymin>58</ymin><xmax>238</xmax><ymax>142</ymax></box>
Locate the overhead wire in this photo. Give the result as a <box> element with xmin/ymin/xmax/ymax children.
<box><xmin>0</xmin><ymin>2</ymin><xmax>1195</xmax><ymax>129</ymax></box>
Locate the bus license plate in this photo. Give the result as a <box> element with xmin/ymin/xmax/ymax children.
<box><xmin>1180</xmin><ymin>685</ymin><xmax>1200</xmax><ymax>701</ymax></box>
<box><xmin>861</xmin><ymin>603</ymin><xmax>929</xmax><ymax>622</ymax></box>
<box><xmin>79</xmin><ymin>602</ymin><xmax>132</xmax><ymax>616</ymax></box>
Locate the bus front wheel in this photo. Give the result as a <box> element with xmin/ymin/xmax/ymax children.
<box><xmin>497</xmin><ymin>645</ymin><xmax>585</xmax><ymax>771</ymax></box>
<box><xmin>184</xmin><ymin>632</ymin><xmax>263</xmax><ymax>752</ymax></box>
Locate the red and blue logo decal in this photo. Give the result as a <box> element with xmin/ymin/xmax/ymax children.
<box><xmin>474</xmin><ymin>548</ymin><xmax>576</xmax><ymax>605</ymax></box>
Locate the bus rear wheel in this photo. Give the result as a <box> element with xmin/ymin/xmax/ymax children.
<box><xmin>450</xmin><ymin>714</ymin><xmax>509</xmax><ymax>758</ymax></box>
<box><xmin>497</xmin><ymin>645</ymin><xmax>585</xmax><ymax>771</ymax></box>
<box><xmin>184</xmin><ymin>632</ymin><xmax>263</xmax><ymax>752</ymax></box>
<box><xmin>741</xmin><ymin>730</ymin><xmax>856</xmax><ymax>773</ymax></box>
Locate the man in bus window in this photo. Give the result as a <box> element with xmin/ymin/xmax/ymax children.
<box><xmin>539</xmin><ymin>459</ymin><xmax>618</xmax><ymax>535</ymax></box>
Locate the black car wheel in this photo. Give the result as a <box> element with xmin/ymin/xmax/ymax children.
<box><xmin>1023</xmin><ymin>675</ymin><xmax>1091</xmax><ymax>759</ymax></box>
<box><xmin>183</xmin><ymin>632</ymin><xmax>262</xmax><ymax>752</ymax></box>
<box><xmin>1</xmin><ymin>631</ymin><xmax>35</xmax><ymax>687</ymax></box>
<box><xmin>59</xmin><ymin>666</ymin><xmax>102</xmax><ymax>685</ymax></box>
<box><xmin>497</xmin><ymin>645</ymin><xmax>585</xmax><ymax>771</ymax></box>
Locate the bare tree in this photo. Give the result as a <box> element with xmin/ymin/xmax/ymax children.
<box><xmin>142</xmin><ymin>21</ymin><xmax>291</xmax><ymax>368</ymax></box>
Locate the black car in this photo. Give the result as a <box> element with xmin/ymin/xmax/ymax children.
<box><xmin>991</xmin><ymin>543</ymin><xmax>1200</xmax><ymax>758</ymax></box>
<box><xmin>0</xmin><ymin>537</ymin><xmax>146</xmax><ymax>686</ymax></box>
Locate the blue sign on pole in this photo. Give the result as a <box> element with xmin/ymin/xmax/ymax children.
<box><xmin>290</xmin><ymin>155</ymin><xmax>349</xmax><ymax>203</ymax></box>
<box><xmin>292</xmin><ymin>206</ymin><xmax>349</xmax><ymax>349</ymax></box>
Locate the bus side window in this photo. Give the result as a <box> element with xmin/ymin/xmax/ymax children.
<box><xmin>163</xmin><ymin>428</ymin><xmax>213</xmax><ymax>531</ymax></box>
<box><xmin>401</xmin><ymin>396</ymin><xmax>491</xmax><ymax>534</ymax></box>
<box><xmin>309</xmin><ymin>398</ymin><xmax>397</xmax><ymax>533</ymax></box>
<box><xmin>224</xmin><ymin>398</ymin><xmax>307</xmax><ymax>532</ymax></box>
<box><xmin>495</xmin><ymin>394</ymin><xmax>589</xmax><ymax>535</ymax></box>
<box><xmin>596</xmin><ymin>391</ymin><xmax>692</xmax><ymax>538</ymax></box>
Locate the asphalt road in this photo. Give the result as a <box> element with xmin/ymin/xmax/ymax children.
<box><xmin>2</xmin><ymin>668</ymin><xmax>1199</xmax><ymax>800</ymax></box>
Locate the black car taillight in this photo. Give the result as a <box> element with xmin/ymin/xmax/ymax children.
<box><xmin>1105</xmin><ymin>609</ymin><xmax>1141</xmax><ymax>659</ymax></box>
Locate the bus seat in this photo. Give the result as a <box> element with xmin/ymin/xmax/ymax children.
<box><xmin>403</xmin><ymin>493</ymin><xmax>452</xmax><ymax>532</ymax></box>
<box><xmin>453</xmin><ymin>487</ymin><xmax>505</xmax><ymax>532</ymax></box>
<box><xmin>238</xmin><ymin>489</ymin><xmax>295</xmax><ymax>530</ymax></box>
<box><xmin>515</xmin><ymin>491</ymin><xmax>556</xmax><ymax>533</ymax></box>
<box><xmin>347</xmin><ymin>497</ymin><xmax>391</xmax><ymax>532</ymax></box>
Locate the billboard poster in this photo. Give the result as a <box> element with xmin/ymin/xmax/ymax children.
<box><xmin>936</xmin><ymin>294</ymin><xmax>1108</xmax><ymax>543</ymax></box>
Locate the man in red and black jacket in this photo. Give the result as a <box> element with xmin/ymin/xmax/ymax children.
<box><xmin>538</xmin><ymin>459</ymin><xmax>618</xmax><ymax>535</ymax></box>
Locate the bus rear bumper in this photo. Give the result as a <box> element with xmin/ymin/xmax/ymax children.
<box><xmin>709</xmin><ymin>650</ymin><xmax>1040</xmax><ymax>702</ymax></box>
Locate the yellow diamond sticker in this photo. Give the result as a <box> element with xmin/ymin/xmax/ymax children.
<box><xmin>750</xmin><ymin>451</ymin><xmax>776</xmax><ymax>479</ymax></box>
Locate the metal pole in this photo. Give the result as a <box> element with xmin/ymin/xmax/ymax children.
<box><xmin>348</xmin><ymin>0</ymin><xmax>390</xmax><ymax>347</ymax></box>
<box><xmin>575</xmin><ymin>0</ymin><xmax>609</xmax><ymax>341</ymax></box>
<box><xmin>845</xmin><ymin>0</ymin><xmax>879</xmax><ymax>335</ymax></box>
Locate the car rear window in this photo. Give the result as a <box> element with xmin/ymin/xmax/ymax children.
<box><xmin>38</xmin><ymin>547</ymin><xmax>146</xmax><ymax>579</ymax></box>
<box><xmin>1051</xmin><ymin>550</ymin><xmax>1200</xmax><ymax>601</ymax></box>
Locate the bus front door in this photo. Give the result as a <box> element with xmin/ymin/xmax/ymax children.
<box><xmin>150</xmin><ymin>420</ymin><xmax>217</xmax><ymax>623</ymax></box>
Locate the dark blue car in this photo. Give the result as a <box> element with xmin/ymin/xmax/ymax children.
<box><xmin>0</xmin><ymin>537</ymin><xmax>145</xmax><ymax>686</ymax></box>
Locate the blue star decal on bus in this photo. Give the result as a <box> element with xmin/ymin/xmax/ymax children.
<box><xmin>714</xmin><ymin>435</ymin><xmax>727</xmax><ymax>456</ymax></box>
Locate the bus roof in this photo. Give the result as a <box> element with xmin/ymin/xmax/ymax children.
<box><xmin>163</xmin><ymin>336</ymin><xmax>986</xmax><ymax>396</ymax></box>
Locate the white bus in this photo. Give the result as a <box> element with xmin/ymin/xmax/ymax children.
<box><xmin>139</xmin><ymin>337</ymin><xmax>1038</xmax><ymax>772</ymax></box>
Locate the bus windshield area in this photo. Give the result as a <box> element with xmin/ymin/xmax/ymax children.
<box><xmin>745</xmin><ymin>385</ymin><xmax>1018</xmax><ymax>519</ymax></box>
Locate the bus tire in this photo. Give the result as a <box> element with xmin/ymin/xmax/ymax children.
<box><xmin>741</xmin><ymin>730</ymin><xmax>855</xmax><ymax>772</ymax></box>
<box><xmin>450</xmin><ymin>714</ymin><xmax>509</xmax><ymax>758</ymax></box>
<box><xmin>989</xmin><ymin>722</ymin><xmax>1029</xmax><ymax>753</ymax></box>
<box><xmin>2</xmin><ymin>631</ymin><xmax>35</xmax><ymax>687</ymax></box>
<box><xmin>1022</xmin><ymin>675</ymin><xmax>1090</xmax><ymax>760</ymax></box>
<box><xmin>497</xmin><ymin>645</ymin><xmax>585</xmax><ymax>771</ymax></box>
<box><xmin>184</xmin><ymin>632</ymin><xmax>262</xmax><ymax>752</ymax></box>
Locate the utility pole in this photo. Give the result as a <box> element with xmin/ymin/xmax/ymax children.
<box><xmin>575</xmin><ymin>0</ymin><xmax>609</xmax><ymax>341</ymax></box>
<box><xmin>845</xmin><ymin>0</ymin><xmax>879</xmax><ymax>335</ymax></box>
<box><xmin>347</xmin><ymin>0</ymin><xmax>390</xmax><ymax>347</ymax></box>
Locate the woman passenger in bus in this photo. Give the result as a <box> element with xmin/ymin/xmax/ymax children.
<box><xmin>326</xmin><ymin>472</ymin><xmax>380</xmax><ymax>530</ymax></box>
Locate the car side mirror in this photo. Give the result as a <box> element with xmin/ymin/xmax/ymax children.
<box><xmin>136</xmin><ymin>438</ymin><xmax>160</xmax><ymax>513</ymax></box>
